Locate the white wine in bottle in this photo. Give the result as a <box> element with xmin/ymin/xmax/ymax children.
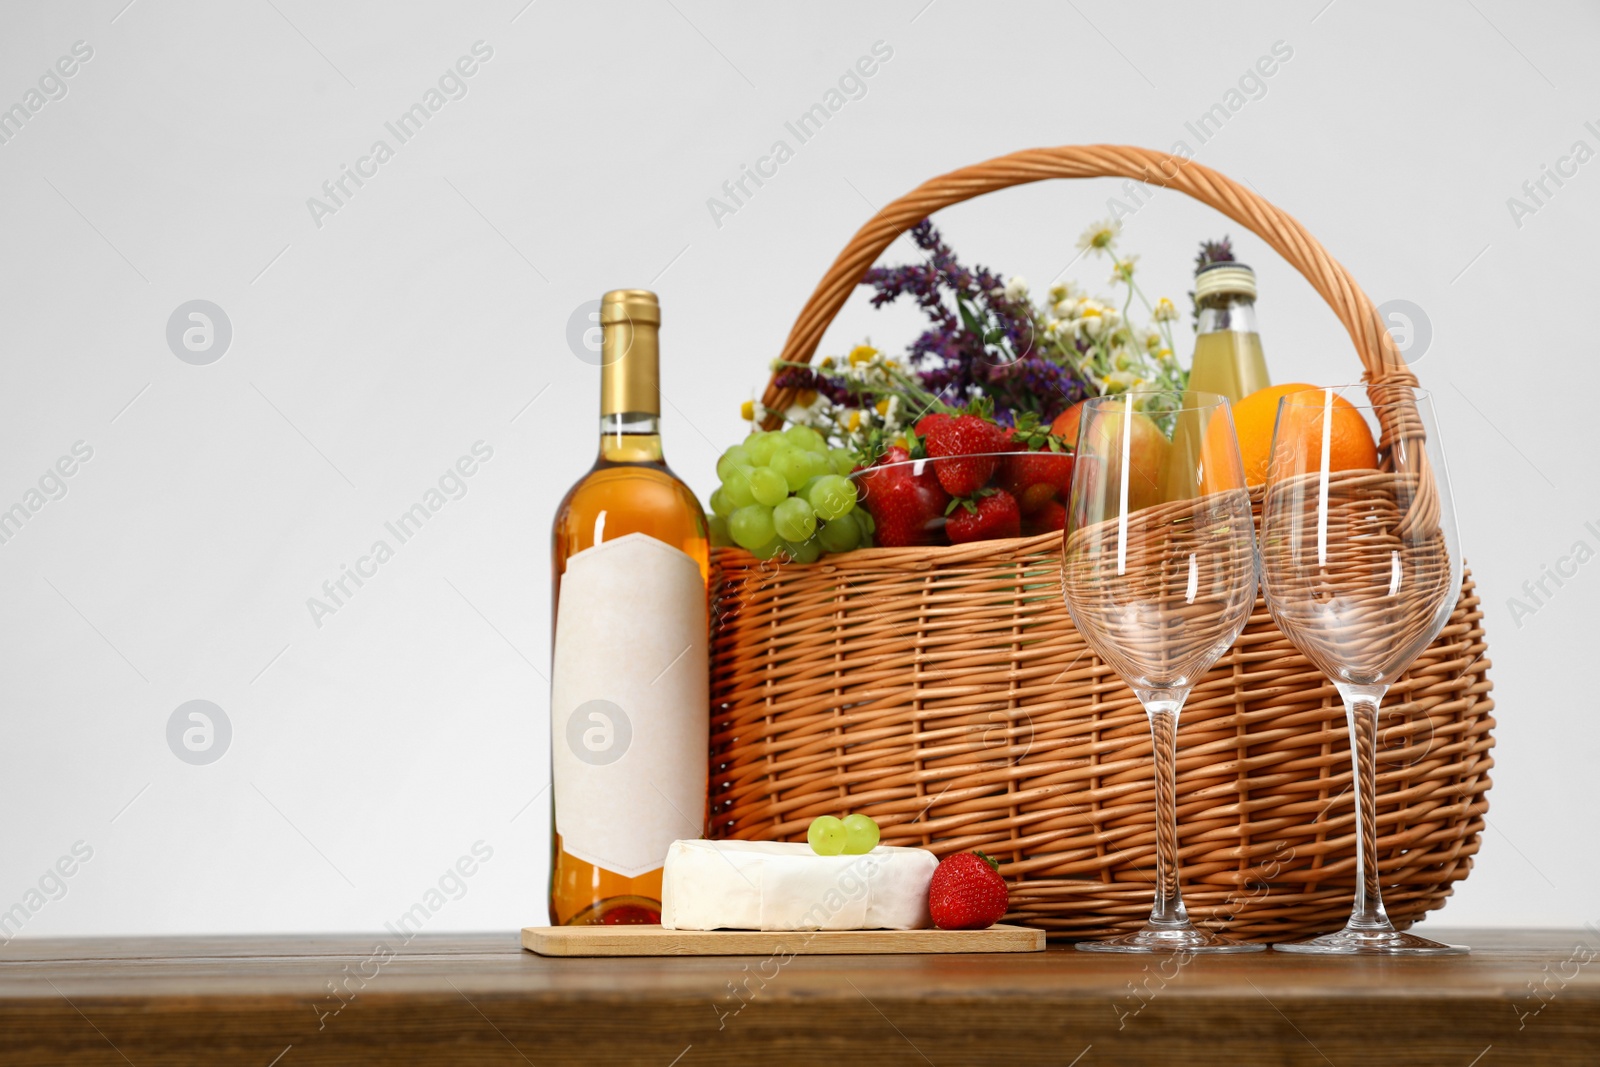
<box><xmin>548</xmin><ymin>289</ymin><xmax>709</xmax><ymax>926</ymax></box>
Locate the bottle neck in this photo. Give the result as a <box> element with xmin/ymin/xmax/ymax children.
<box><xmin>598</xmin><ymin>412</ymin><xmax>665</xmax><ymax>465</ymax></box>
<box><xmin>598</xmin><ymin>300</ymin><xmax>662</xmax><ymax>466</ymax></box>
<box><xmin>1197</xmin><ymin>295</ymin><xmax>1259</xmax><ymax>335</ymax></box>
<box><xmin>600</xmin><ymin>318</ymin><xmax>661</xmax><ymax>416</ymax></box>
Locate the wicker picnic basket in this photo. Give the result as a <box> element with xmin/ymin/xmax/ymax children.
<box><xmin>707</xmin><ymin>145</ymin><xmax>1494</xmax><ymax>941</ymax></box>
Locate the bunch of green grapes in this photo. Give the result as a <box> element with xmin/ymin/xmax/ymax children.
<box><xmin>707</xmin><ymin>426</ymin><xmax>873</xmax><ymax>560</ymax></box>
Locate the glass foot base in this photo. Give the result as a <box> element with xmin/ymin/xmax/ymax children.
<box><xmin>1273</xmin><ymin>927</ymin><xmax>1467</xmax><ymax>955</ymax></box>
<box><xmin>1076</xmin><ymin>923</ymin><xmax>1265</xmax><ymax>954</ymax></box>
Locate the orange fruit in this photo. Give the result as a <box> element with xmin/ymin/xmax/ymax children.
<box><xmin>1226</xmin><ymin>383</ymin><xmax>1378</xmax><ymax>486</ymax></box>
<box><xmin>1049</xmin><ymin>400</ymin><xmax>1087</xmax><ymax>446</ymax></box>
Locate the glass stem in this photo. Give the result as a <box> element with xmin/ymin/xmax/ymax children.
<box><xmin>1336</xmin><ymin>683</ymin><xmax>1394</xmax><ymax>932</ymax></box>
<box><xmin>1142</xmin><ymin>695</ymin><xmax>1189</xmax><ymax>927</ymax></box>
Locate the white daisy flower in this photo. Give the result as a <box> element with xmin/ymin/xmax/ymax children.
<box><xmin>1076</xmin><ymin>219</ymin><xmax>1122</xmax><ymax>257</ymax></box>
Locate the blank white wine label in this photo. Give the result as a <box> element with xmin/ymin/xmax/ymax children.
<box><xmin>550</xmin><ymin>532</ymin><xmax>708</xmax><ymax>878</ymax></box>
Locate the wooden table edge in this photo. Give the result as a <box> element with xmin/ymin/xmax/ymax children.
<box><xmin>520</xmin><ymin>922</ymin><xmax>1046</xmax><ymax>956</ymax></box>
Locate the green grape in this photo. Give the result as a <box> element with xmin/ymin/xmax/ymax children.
<box><xmin>784</xmin><ymin>425</ymin><xmax>827</xmax><ymax>453</ymax></box>
<box><xmin>807</xmin><ymin>475</ymin><xmax>857</xmax><ymax>521</ymax></box>
<box><xmin>770</xmin><ymin>447</ymin><xmax>811</xmax><ymax>492</ymax></box>
<box><xmin>783</xmin><ymin>538</ymin><xmax>821</xmax><ymax>564</ymax></box>
<box><xmin>748</xmin><ymin>465</ymin><xmax>789</xmax><ymax>507</ymax></box>
<box><xmin>728</xmin><ymin>505</ymin><xmax>775</xmax><ymax>551</ymax></box>
<box><xmin>807</xmin><ymin>815</ymin><xmax>847</xmax><ymax>856</ymax></box>
<box><xmin>772</xmin><ymin>496</ymin><xmax>817</xmax><ymax>542</ymax></box>
<box><xmin>708</xmin><ymin>515</ymin><xmax>732</xmax><ymax>547</ymax></box>
<box><xmin>828</xmin><ymin>448</ymin><xmax>857</xmax><ymax>476</ymax></box>
<box><xmin>753</xmin><ymin>536</ymin><xmax>788</xmax><ymax>561</ymax></box>
<box><xmin>722</xmin><ymin>465</ymin><xmax>757</xmax><ymax>509</ymax></box>
<box><xmin>709</xmin><ymin>487</ymin><xmax>734</xmax><ymax>517</ymax></box>
<box><xmin>802</xmin><ymin>449</ymin><xmax>830</xmax><ymax>481</ymax></box>
<box><xmin>745</xmin><ymin>432</ymin><xmax>783</xmax><ymax>466</ymax></box>
<box><xmin>852</xmin><ymin>508</ymin><xmax>874</xmax><ymax>548</ymax></box>
<box><xmin>716</xmin><ymin>445</ymin><xmax>752</xmax><ymax>481</ymax></box>
<box><xmin>841</xmin><ymin>813</ymin><xmax>880</xmax><ymax>854</ymax></box>
<box><xmin>816</xmin><ymin>516</ymin><xmax>859</xmax><ymax>553</ymax></box>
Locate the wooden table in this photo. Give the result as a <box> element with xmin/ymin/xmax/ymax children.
<box><xmin>2</xmin><ymin>929</ymin><xmax>1595</xmax><ymax>1065</ymax></box>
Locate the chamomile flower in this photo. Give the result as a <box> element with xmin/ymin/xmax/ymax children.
<box><xmin>787</xmin><ymin>392</ymin><xmax>832</xmax><ymax>428</ymax></box>
<box><xmin>1152</xmin><ymin>297</ymin><xmax>1179</xmax><ymax>323</ymax></box>
<box><xmin>1077</xmin><ymin>219</ymin><xmax>1122</xmax><ymax>257</ymax></box>
<box><xmin>1003</xmin><ymin>275</ymin><xmax>1029</xmax><ymax>302</ymax></box>
<box><xmin>1049</xmin><ymin>279</ymin><xmax>1082</xmax><ymax>303</ymax></box>
<box><xmin>1109</xmin><ymin>255</ymin><xmax>1139</xmax><ymax>283</ymax></box>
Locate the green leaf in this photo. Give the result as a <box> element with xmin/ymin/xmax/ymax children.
<box><xmin>944</xmin><ymin>496</ymin><xmax>979</xmax><ymax>516</ymax></box>
<box><xmin>956</xmin><ymin>295</ymin><xmax>984</xmax><ymax>337</ymax></box>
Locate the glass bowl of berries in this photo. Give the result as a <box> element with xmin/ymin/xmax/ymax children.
<box><xmin>853</xmin><ymin>411</ymin><xmax>1073</xmax><ymax>549</ymax></box>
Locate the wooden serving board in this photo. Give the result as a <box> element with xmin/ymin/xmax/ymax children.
<box><xmin>521</xmin><ymin>923</ymin><xmax>1044</xmax><ymax>957</ymax></box>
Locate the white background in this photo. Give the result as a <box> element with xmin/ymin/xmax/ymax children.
<box><xmin>1</xmin><ymin>0</ymin><xmax>1594</xmax><ymax>939</ymax></box>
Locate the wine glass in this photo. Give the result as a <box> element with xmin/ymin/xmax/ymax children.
<box><xmin>1260</xmin><ymin>385</ymin><xmax>1466</xmax><ymax>955</ymax></box>
<box><xmin>1061</xmin><ymin>390</ymin><xmax>1262</xmax><ymax>953</ymax></box>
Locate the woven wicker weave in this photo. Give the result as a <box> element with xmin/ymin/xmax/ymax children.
<box><xmin>709</xmin><ymin>146</ymin><xmax>1493</xmax><ymax>941</ymax></box>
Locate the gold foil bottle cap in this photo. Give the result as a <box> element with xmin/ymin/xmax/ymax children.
<box><xmin>599</xmin><ymin>289</ymin><xmax>661</xmax><ymax>415</ymax></box>
<box><xmin>1194</xmin><ymin>264</ymin><xmax>1257</xmax><ymax>304</ymax></box>
<box><xmin>600</xmin><ymin>289</ymin><xmax>661</xmax><ymax>325</ymax></box>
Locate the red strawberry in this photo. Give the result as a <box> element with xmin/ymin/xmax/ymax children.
<box><xmin>1001</xmin><ymin>450</ymin><xmax>1075</xmax><ymax>513</ymax></box>
<box><xmin>924</xmin><ymin>415</ymin><xmax>1006</xmax><ymax>496</ymax></box>
<box><xmin>945</xmin><ymin>489</ymin><xmax>1021</xmax><ymax>544</ymax></box>
<box><xmin>928</xmin><ymin>851</ymin><xmax>1009</xmax><ymax>930</ymax></box>
<box><xmin>1024</xmin><ymin>498</ymin><xmax>1067</xmax><ymax>536</ymax></box>
<box><xmin>915</xmin><ymin>412</ymin><xmax>951</xmax><ymax>438</ymax></box>
<box><xmin>857</xmin><ymin>447</ymin><xmax>949</xmax><ymax>547</ymax></box>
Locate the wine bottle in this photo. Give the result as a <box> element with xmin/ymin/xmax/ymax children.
<box><xmin>548</xmin><ymin>289</ymin><xmax>709</xmax><ymax>926</ymax></box>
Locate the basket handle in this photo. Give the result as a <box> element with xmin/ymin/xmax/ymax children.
<box><xmin>759</xmin><ymin>144</ymin><xmax>1415</xmax><ymax>424</ymax></box>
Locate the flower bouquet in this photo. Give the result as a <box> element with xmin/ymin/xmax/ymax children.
<box><xmin>710</xmin><ymin>218</ymin><xmax>1211</xmax><ymax>558</ymax></box>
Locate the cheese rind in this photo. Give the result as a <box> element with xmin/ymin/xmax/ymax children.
<box><xmin>659</xmin><ymin>840</ymin><xmax>937</xmax><ymax>932</ymax></box>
